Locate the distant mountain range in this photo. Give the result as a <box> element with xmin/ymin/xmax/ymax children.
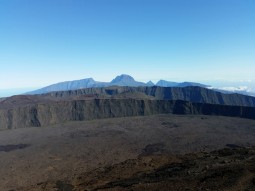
<box><xmin>156</xmin><ymin>80</ymin><xmax>208</xmax><ymax>88</ymax></box>
<box><xmin>27</xmin><ymin>74</ymin><xmax>210</xmax><ymax>95</ymax></box>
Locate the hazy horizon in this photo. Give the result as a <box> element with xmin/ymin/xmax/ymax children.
<box><xmin>0</xmin><ymin>74</ymin><xmax>254</xmax><ymax>98</ymax></box>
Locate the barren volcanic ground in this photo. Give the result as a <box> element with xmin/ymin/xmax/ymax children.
<box><xmin>1</xmin><ymin>114</ymin><xmax>255</xmax><ymax>190</ymax></box>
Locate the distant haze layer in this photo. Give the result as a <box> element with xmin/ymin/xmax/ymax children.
<box><xmin>1</xmin><ymin>75</ymin><xmax>255</xmax><ymax>98</ymax></box>
<box><xmin>0</xmin><ymin>88</ymin><xmax>37</xmax><ymax>98</ymax></box>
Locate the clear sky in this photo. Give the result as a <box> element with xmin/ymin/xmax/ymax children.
<box><xmin>0</xmin><ymin>0</ymin><xmax>255</xmax><ymax>90</ymax></box>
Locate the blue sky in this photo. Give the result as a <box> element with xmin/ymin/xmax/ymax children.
<box><xmin>0</xmin><ymin>0</ymin><xmax>255</xmax><ymax>93</ymax></box>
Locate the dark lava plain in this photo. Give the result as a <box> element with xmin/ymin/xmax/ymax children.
<box><xmin>1</xmin><ymin>114</ymin><xmax>255</xmax><ymax>190</ymax></box>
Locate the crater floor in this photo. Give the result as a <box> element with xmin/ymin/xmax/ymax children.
<box><xmin>1</xmin><ymin>114</ymin><xmax>255</xmax><ymax>190</ymax></box>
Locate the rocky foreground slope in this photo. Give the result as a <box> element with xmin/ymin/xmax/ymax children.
<box><xmin>1</xmin><ymin>114</ymin><xmax>255</xmax><ymax>190</ymax></box>
<box><xmin>57</xmin><ymin>146</ymin><xmax>255</xmax><ymax>191</ymax></box>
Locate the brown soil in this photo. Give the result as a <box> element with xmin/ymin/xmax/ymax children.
<box><xmin>70</xmin><ymin>146</ymin><xmax>255</xmax><ymax>191</ymax></box>
<box><xmin>0</xmin><ymin>114</ymin><xmax>255</xmax><ymax>190</ymax></box>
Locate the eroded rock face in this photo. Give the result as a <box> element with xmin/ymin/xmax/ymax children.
<box><xmin>45</xmin><ymin>86</ymin><xmax>255</xmax><ymax>107</ymax></box>
<box><xmin>1</xmin><ymin>86</ymin><xmax>255</xmax><ymax>129</ymax></box>
<box><xmin>1</xmin><ymin>99</ymin><xmax>255</xmax><ymax>129</ymax></box>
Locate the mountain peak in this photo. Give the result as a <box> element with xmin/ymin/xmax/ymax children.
<box><xmin>111</xmin><ymin>74</ymin><xmax>135</xmax><ymax>83</ymax></box>
<box><xmin>146</xmin><ymin>81</ymin><xmax>155</xmax><ymax>86</ymax></box>
<box><xmin>109</xmin><ymin>74</ymin><xmax>147</xmax><ymax>87</ymax></box>
<box><xmin>86</xmin><ymin>77</ymin><xmax>95</xmax><ymax>81</ymax></box>
<box><xmin>156</xmin><ymin>80</ymin><xmax>178</xmax><ymax>87</ymax></box>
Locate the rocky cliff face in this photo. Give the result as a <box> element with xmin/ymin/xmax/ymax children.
<box><xmin>1</xmin><ymin>86</ymin><xmax>255</xmax><ymax>129</ymax></box>
<box><xmin>46</xmin><ymin>86</ymin><xmax>255</xmax><ymax>107</ymax></box>
<box><xmin>1</xmin><ymin>99</ymin><xmax>255</xmax><ymax>129</ymax></box>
